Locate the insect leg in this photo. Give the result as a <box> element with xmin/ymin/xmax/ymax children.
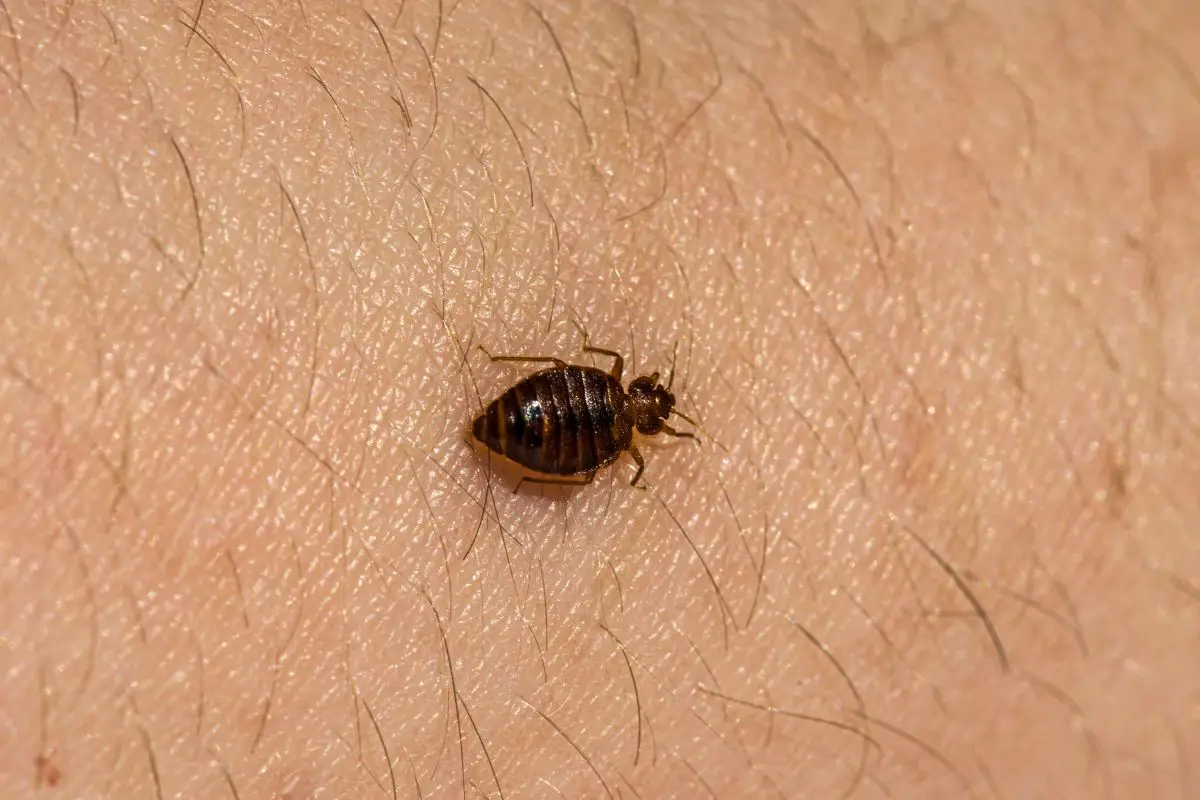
<box><xmin>583</xmin><ymin>345</ymin><xmax>624</xmax><ymax>382</ymax></box>
<box><xmin>478</xmin><ymin>345</ymin><xmax>567</xmax><ymax>370</ymax></box>
<box><xmin>628</xmin><ymin>445</ymin><xmax>646</xmax><ymax>487</ymax></box>
<box><xmin>568</xmin><ymin>318</ymin><xmax>625</xmax><ymax>380</ymax></box>
<box><xmin>514</xmin><ymin>472</ymin><xmax>597</xmax><ymax>494</ymax></box>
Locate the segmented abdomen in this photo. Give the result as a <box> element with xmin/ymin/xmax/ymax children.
<box><xmin>473</xmin><ymin>366</ymin><xmax>629</xmax><ymax>475</ymax></box>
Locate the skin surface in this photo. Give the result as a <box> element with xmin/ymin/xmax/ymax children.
<box><xmin>1</xmin><ymin>0</ymin><xmax>1198</xmax><ymax>798</ymax></box>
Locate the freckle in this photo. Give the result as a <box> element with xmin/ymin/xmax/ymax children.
<box><xmin>35</xmin><ymin>753</ymin><xmax>62</xmax><ymax>788</ymax></box>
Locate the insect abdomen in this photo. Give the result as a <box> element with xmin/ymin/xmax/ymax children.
<box><xmin>473</xmin><ymin>366</ymin><xmax>630</xmax><ymax>475</ymax></box>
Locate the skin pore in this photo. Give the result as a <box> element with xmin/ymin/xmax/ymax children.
<box><xmin>1</xmin><ymin>0</ymin><xmax>1198</xmax><ymax>797</ymax></box>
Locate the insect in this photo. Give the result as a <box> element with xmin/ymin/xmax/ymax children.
<box><xmin>472</xmin><ymin>340</ymin><xmax>698</xmax><ymax>491</ymax></box>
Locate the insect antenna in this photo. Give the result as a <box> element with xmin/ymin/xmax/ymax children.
<box><xmin>664</xmin><ymin>343</ymin><xmax>717</xmax><ymax>447</ymax></box>
<box><xmin>666</xmin><ymin>341</ymin><xmax>679</xmax><ymax>391</ymax></box>
<box><xmin>670</xmin><ymin>407</ymin><xmax>727</xmax><ymax>453</ymax></box>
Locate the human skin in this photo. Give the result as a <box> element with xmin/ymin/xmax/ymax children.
<box><xmin>1</xmin><ymin>0</ymin><xmax>1198</xmax><ymax>797</ymax></box>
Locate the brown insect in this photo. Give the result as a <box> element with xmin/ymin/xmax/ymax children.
<box><xmin>472</xmin><ymin>340</ymin><xmax>698</xmax><ymax>491</ymax></box>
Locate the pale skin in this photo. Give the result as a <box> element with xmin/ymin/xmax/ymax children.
<box><xmin>1</xmin><ymin>0</ymin><xmax>1198</xmax><ymax>798</ymax></box>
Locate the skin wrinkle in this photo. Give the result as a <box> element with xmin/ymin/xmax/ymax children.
<box><xmin>0</xmin><ymin>1</ymin><xmax>1197</xmax><ymax>799</ymax></box>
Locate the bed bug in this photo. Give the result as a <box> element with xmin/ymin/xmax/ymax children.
<box><xmin>472</xmin><ymin>341</ymin><xmax>698</xmax><ymax>491</ymax></box>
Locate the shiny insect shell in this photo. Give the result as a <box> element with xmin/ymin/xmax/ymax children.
<box><xmin>471</xmin><ymin>344</ymin><xmax>696</xmax><ymax>490</ymax></box>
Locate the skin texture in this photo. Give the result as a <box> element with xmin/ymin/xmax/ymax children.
<box><xmin>1</xmin><ymin>0</ymin><xmax>1198</xmax><ymax>798</ymax></box>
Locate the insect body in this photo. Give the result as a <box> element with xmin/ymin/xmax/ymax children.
<box><xmin>472</xmin><ymin>343</ymin><xmax>696</xmax><ymax>490</ymax></box>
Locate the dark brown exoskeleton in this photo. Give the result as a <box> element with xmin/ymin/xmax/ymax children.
<box><xmin>472</xmin><ymin>341</ymin><xmax>698</xmax><ymax>491</ymax></box>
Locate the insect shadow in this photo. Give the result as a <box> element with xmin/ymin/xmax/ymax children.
<box><xmin>468</xmin><ymin>334</ymin><xmax>701</xmax><ymax>495</ymax></box>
